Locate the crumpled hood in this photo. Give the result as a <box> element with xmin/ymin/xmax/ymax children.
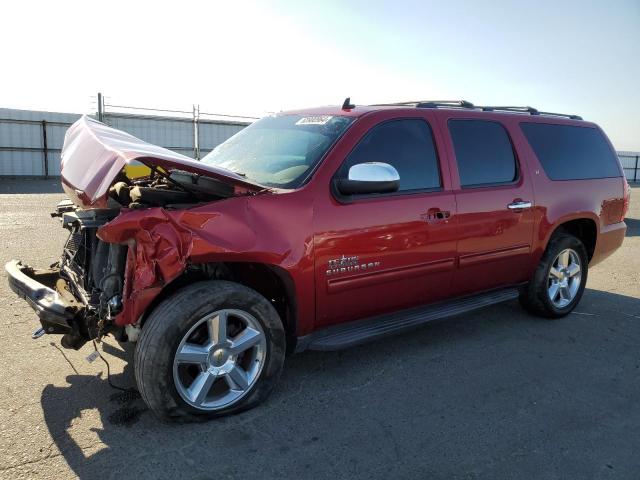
<box><xmin>60</xmin><ymin>115</ymin><xmax>263</xmax><ymax>208</ymax></box>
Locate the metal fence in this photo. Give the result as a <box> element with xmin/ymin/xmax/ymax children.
<box><xmin>0</xmin><ymin>98</ymin><xmax>254</xmax><ymax>178</ymax></box>
<box><xmin>0</xmin><ymin>108</ymin><xmax>81</xmax><ymax>177</ymax></box>
<box><xmin>102</xmin><ymin>112</ymin><xmax>249</xmax><ymax>160</ymax></box>
<box><xmin>1</xmin><ymin>102</ymin><xmax>639</xmax><ymax>181</ymax></box>
<box><xmin>98</xmin><ymin>94</ymin><xmax>257</xmax><ymax>160</ymax></box>
<box><xmin>619</xmin><ymin>154</ymin><xmax>640</xmax><ymax>183</ymax></box>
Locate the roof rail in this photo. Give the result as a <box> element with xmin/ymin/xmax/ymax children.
<box><xmin>539</xmin><ymin>112</ymin><xmax>583</xmax><ymax>120</ymax></box>
<box><xmin>416</xmin><ymin>100</ymin><xmax>475</xmax><ymax>109</ymax></box>
<box><xmin>371</xmin><ymin>99</ymin><xmax>474</xmax><ymax>108</ymax></box>
<box><xmin>481</xmin><ymin>106</ymin><xmax>539</xmax><ymax>114</ymax></box>
<box><xmin>480</xmin><ymin>105</ymin><xmax>582</xmax><ymax>120</ymax></box>
<box><xmin>369</xmin><ymin>100</ymin><xmax>582</xmax><ymax>120</ymax></box>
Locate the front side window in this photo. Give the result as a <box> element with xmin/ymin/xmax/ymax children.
<box><xmin>448</xmin><ymin>120</ymin><xmax>517</xmax><ymax>187</ymax></box>
<box><xmin>337</xmin><ymin>118</ymin><xmax>441</xmax><ymax>192</ymax></box>
<box><xmin>520</xmin><ymin>122</ymin><xmax>620</xmax><ymax>180</ymax></box>
<box><xmin>201</xmin><ymin>114</ymin><xmax>354</xmax><ymax>188</ymax></box>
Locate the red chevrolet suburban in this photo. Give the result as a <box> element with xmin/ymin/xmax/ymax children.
<box><xmin>6</xmin><ymin>100</ymin><xmax>629</xmax><ymax>420</ymax></box>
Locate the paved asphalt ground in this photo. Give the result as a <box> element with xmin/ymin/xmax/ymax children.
<box><xmin>1</xmin><ymin>179</ymin><xmax>639</xmax><ymax>480</ymax></box>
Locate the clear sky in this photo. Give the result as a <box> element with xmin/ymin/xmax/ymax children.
<box><xmin>1</xmin><ymin>0</ymin><xmax>638</xmax><ymax>150</ymax></box>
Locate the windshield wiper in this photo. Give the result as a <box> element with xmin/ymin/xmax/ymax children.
<box><xmin>209</xmin><ymin>163</ymin><xmax>247</xmax><ymax>177</ymax></box>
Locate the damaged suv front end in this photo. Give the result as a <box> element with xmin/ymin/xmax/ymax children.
<box><xmin>6</xmin><ymin>111</ymin><xmax>355</xmax><ymax>419</ymax></box>
<box><xmin>7</xmin><ymin>202</ymin><xmax>127</xmax><ymax>348</ymax></box>
<box><xmin>5</xmin><ymin>115</ymin><xmax>267</xmax><ymax>350</ymax></box>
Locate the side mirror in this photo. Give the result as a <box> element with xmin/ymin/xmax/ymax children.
<box><xmin>336</xmin><ymin>162</ymin><xmax>400</xmax><ymax>196</ymax></box>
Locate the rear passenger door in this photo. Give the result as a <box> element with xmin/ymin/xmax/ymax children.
<box><xmin>444</xmin><ymin>117</ymin><xmax>535</xmax><ymax>295</ymax></box>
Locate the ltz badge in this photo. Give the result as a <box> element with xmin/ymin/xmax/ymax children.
<box><xmin>326</xmin><ymin>255</ymin><xmax>381</xmax><ymax>276</ymax></box>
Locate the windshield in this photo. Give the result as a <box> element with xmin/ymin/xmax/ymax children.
<box><xmin>200</xmin><ymin>114</ymin><xmax>354</xmax><ymax>188</ymax></box>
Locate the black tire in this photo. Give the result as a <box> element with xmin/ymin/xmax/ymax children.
<box><xmin>134</xmin><ymin>280</ymin><xmax>286</xmax><ymax>421</ymax></box>
<box><xmin>519</xmin><ymin>233</ymin><xmax>588</xmax><ymax>318</ymax></box>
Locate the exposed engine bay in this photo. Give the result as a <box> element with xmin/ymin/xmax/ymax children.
<box><xmin>108</xmin><ymin>170</ymin><xmax>236</xmax><ymax>208</ymax></box>
<box><xmin>52</xmin><ymin>202</ymin><xmax>124</xmax><ymax>348</ymax></box>
<box><xmin>50</xmin><ymin>170</ymin><xmax>238</xmax><ymax>349</ymax></box>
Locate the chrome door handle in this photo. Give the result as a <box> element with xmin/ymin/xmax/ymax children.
<box><xmin>507</xmin><ymin>201</ymin><xmax>532</xmax><ymax>210</ymax></box>
<box><xmin>422</xmin><ymin>208</ymin><xmax>451</xmax><ymax>223</ymax></box>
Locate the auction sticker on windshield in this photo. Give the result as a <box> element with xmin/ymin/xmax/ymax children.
<box><xmin>295</xmin><ymin>115</ymin><xmax>333</xmax><ymax>125</ymax></box>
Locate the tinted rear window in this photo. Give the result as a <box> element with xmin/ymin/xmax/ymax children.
<box><xmin>520</xmin><ymin>123</ymin><xmax>620</xmax><ymax>180</ymax></box>
<box><xmin>448</xmin><ymin>120</ymin><xmax>517</xmax><ymax>187</ymax></box>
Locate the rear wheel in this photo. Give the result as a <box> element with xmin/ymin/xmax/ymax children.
<box><xmin>519</xmin><ymin>233</ymin><xmax>588</xmax><ymax>318</ymax></box>
<box><xmin>135</xmin><ymin>280</ymin><xmax>286</xmax><ymax>421</ymax></box>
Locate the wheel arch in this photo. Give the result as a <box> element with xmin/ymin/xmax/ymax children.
<box><xmin>543</xmin><ymin>215</ymin><xmax>598</xmax><ymax>262</ymax></box>
<box><xmin>139</xmin><ymin>261</ymin><xmax>299</xmax><ymax>353</ymax></box>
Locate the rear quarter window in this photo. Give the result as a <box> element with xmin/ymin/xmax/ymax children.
<box><xmin>520</xmin><ymin>123</ymin><xmax>621</xmax><ymax>180</ymax></box>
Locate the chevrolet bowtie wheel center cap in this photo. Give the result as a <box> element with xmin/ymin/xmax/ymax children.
<box><xmin>210</xmin><ymin>348</ymin><xmax>229</xmax><ymax>367</ymax></box>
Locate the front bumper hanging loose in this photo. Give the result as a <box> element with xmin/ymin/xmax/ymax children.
<box><xmin>5</xmin><ymin>260</ymin><xmax>79</xmax><ymax>335</ymax></box>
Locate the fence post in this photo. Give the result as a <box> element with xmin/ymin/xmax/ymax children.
<box><xmin>193</xmin><ymin>104</ymin><xmax>200</xmax><ymax>160</ymax></box>
<box><xmin>41</xmin><ymin>120</ymin><xmax>49</xmax><ymax>179</ymax></box>
<box><xmin>635</xmin><ymin>155</ymin><xmax>638</xmax><ymax>183</ymax></box>
<box><xmin>97</xmin><ymin>92</ymin><xmax>104</xmax><ymax>122</ymax></box>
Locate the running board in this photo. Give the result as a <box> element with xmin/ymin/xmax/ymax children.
<box><xmin>297</xmin><ymin>288</ymin><xmax>520</xmax><ymax>352</ymax></box>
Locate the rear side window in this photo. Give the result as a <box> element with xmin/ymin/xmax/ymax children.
<box><xmin>448</xmin><ymin>120</ymin><xmax>517</xmax><ymax>187</ymax></box>
<box><xmin>520</xmin><ymin>123</ymin><xmax>620</xmax><ymax>180</ymax></box>
<box><xmin>338</xmin><ymin>119</ymin><xmax>441</xmax><ymax>192</ymax></box>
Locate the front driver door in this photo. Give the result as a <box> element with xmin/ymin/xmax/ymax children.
<box><xmin>313</xmin><ymin>115</ymin><xmax>458</xmax><ymax>328</ymax></box>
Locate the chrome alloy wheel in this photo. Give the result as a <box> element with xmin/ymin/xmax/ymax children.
<box><xmin>547</xmin><ymin>248</ymin><xmax>582</xmax><ymax>308</ymax></box>
<box><xmin>172</xmin><ymin>309</ymin><xmax>267</xmax><ymax>411</ymax></box>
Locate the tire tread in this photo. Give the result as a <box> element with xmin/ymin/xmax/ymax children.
<box><xmin>519</xmin><ymin>233</ymin><xmax>588</xmax><ymax>318</ymax></box>
<box><xmin>134</xmin><ymin>280</ymin><xmax>285</xmax><ymax>422</ymax></box>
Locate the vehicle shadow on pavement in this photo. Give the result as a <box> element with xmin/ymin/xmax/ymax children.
<box><xmin>624</xmin><ymin>217</ymin><xmax>639</xmax><ymax>237</ymax></box>
<box><xmin>40</xmin><ymin>288</ymin><xmax>640</xmax><ymax>479</ymax></box>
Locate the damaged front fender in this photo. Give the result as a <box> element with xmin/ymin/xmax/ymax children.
<box><xmin>96</xmin><ymin>193</ymin><xmax>314</xmax><ymax>330</ymax></box>
<box><xmin>97</xmin><ymin>208</ymin><xmax>195</xmax><ymax>326</ymax></box>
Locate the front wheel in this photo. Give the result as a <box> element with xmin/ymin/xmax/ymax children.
<box><xmin>519</xmin><ymin>233</ymin><xmax>588</xmax><ymax>318</ymax></box>
<box><xmin>134</xmin><ymin>280</ymin><xmax>286</xmax><ymax>421</ymax></box>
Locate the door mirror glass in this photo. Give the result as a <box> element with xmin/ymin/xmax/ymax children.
<box><xmin>336</xmin><ymin>162</ymin><xmax>400</xmax><ymax>195</ymax></box>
